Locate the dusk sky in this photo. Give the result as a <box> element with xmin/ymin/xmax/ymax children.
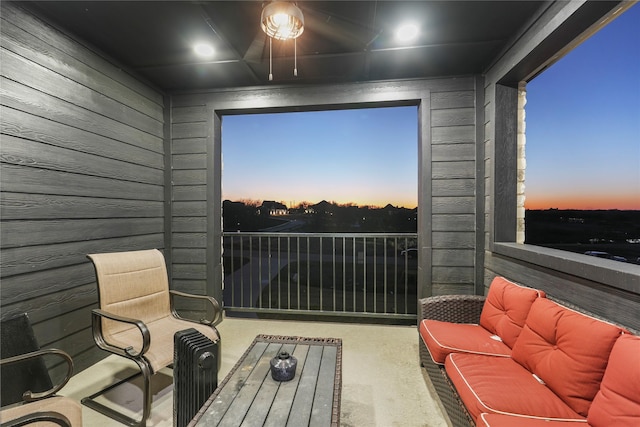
<box><xmin>525</xmin><ymin>3</ymin><xmax>639</xmax><ymax>210</ymax></box>
<box><xmin>223</xmin><ymin>4</ymin><xmax>639</xmax><ymax>211</ymax></box>
<box><xmin>222</xmin><ymin>106</ymin><xmax>418</xmax><ymax>208</ymax></box>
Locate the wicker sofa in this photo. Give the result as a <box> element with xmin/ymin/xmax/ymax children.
<box><xmin>418</xmin><ymin>276</ymin><xmax>640</xmax><ymax>427</ymax></box>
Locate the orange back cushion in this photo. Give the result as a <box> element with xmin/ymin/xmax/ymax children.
<box><xmin>511</xmin><ymin>298</ymin><xmax>624</xmax><ymax>417</ymax></box>
<box><xmin>479</xmin><ymin>277</ymin><xmax>544</xmax><ymax>348</ymax></box>
<box><xmin>588</xmin><ymin>333</ymin><xmax>640</xmax><ymax>427</ymax></box>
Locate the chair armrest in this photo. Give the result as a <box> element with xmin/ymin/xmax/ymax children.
<box><xmin>0</xmin><ymin>411</ymin><xmax>71</xmax><ymax>427</ymax></box>
<box><xmin>169</xmin><ymin>290</ymin><xmax>222</xmax><ymax>325</ymax></box>
<box><xmin>419</xmin><ymin>294</ymin><xmax>486</xmax><ymax>324</ymax></box>
<box><xmin>0</xmin><ymin>349</ymin><xmax>73</xmax><ymax>402</ymax></box>
<box><xmin>90</xmin><ymin>309</ymin><xmax>150</xmax><ymax>358</ymax></box>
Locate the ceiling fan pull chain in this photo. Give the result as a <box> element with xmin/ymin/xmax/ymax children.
<box><xmin>294</xmin><ymin>38</ymin><xmax>298</xmax><ymax>77</ymax></box>
<box><xmin>269</xmin><ymin>37</ymin><xmax>273</xmax><ymax>81</ymax></box>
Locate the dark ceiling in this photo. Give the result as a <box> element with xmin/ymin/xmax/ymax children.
<box><xmin>27</xmin><ymin>1</ymin><xmax>546</xmax><ymax>92</ymax></box>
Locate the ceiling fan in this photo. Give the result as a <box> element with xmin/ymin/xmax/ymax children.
<box><xmin>242</xmin><ymin>2</ymin><xmax>382</xmax><ymax>74</ymax></box>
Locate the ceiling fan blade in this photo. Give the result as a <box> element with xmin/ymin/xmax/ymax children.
<box><xmin>243</xmin><ymin>31</ymin><xmax>267</xmax><ymax>62</ymax></box>
<box><xmin>299</xmin><ymin>4</ymin><xmax>378</xmax><ymax>48</ymax></box>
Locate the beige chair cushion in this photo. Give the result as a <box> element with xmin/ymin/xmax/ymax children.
<box><xmin>89</xmin><ymin>250</ymin><xmax>171</xmax><ymax>339</ymax></box>
<box><xmin>0</xmin><ymin>395</ymin><xmax>83</xmax><ymax>426</ymax></box>
<box><xmin>109</xmin><ymin>315</ymin><xmax>220</xmax><ymax>372</ymax></box>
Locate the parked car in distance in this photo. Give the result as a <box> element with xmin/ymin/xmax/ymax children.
<box><xmin>584</xmin><ymin>251</ymin><xmax>627</xmax><ymax>262</ymax></box>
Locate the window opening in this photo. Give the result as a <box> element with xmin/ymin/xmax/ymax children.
<box><xmin>523</xmin><ymin>4</ymin><xmax>640</xmax><ymax>264</ymax></box>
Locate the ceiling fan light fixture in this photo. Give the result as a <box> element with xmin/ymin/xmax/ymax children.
<box><xmin>261</xmin><ymin>2</ymin><xmax>304</xmax><ymax>41</ymax></box>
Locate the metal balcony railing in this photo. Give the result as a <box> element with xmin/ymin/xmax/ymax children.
<box><xmin>222</xmin><ymin>232</ymin><xmax>418</xmax><ymax>320</ymax></box>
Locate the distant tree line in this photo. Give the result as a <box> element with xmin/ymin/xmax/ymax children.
<box><xmin>223</xmin><ymin>199</ymin><xmax>417</xmax><ymax>233</ymax></box>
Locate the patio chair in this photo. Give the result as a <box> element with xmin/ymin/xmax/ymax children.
<box><xmin>0</xmin><ymin>313</ymin><xmax>82</xmax><ymax>427</ymax></box>
<box><xmin>83</xmin><ymin>249</ymin><xmax>222</xmax><ymax>427</ymax></box>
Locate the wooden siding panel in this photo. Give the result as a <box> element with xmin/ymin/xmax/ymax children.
<box><xmin>172</xmin><ymin>248</ymin><xmax>207</xmax><ymax>264</ymax></box>
<box><xmin>432</xmin><ymin>161</ymin><xmax>475</xmax><ymax>179</ymax></box>
<box><xmin>1</xmin><ymin>234</ymin><xmax>164</xmax><ymax>277</ymax></box>
<box><xmin>431</xmin><ymin>108</ymin><xmax>475</xmax><ymax>127</ymax></box>
<box><xmin>432</xmin><ymin>125</ymin><xmax>475</xmax><ymax>144</ymax></box>
<box><xmin>432</xmin><ymin>249</ymin><xmax>475</xmax><ymax>267</ymax></box>
<box><xmin>1</xmin><ymin>105</ymin><xmax>163</xmax><ymax>168</ymax></box>
<box><xmin>173</xmin><ymin>106</ymin><xmax>209</xmax><ymax>123</ymax></box>
<box><xmin>1</xmin><ymin>263</ymin><xmax>95</xmax><ymax>306</ymax></box>
<box><xmin>173</xmin><ymin>233</ymin><xmax>207</xmax><ymax>249</ymax></box>
<box><xmin>1</xmin><ymin>135</ymin><xmax>162</xmax><ymax>184</ymax></box>
<box><xmin>1</xmin><ymin>49</ymin><xmax>162</xmax><ymax>137</ymax></box>
<box><xmin>0</xmin><ymin>18</ymin><xmax>162</xmax><ymax>121</ymax></box>
<box><xmin>1</xmin><ymin>218</ymin><xmax>163</xmax><ymax>248</ymax></box>
<box><xmin>1</xmin><ymin>193</ymin><xmax>163</xmax><ymax>219</ymax></box>
<box><xmin>431</xmin><ymin>143</ymin><xmax>475</xmax><ymax>162</ymax></box>
<box><xmin>432</xmin><ymin>178</ymin><xmax>475</xmax><ymax>197</ymax></box>
<box><xmin>432</xmin><ymin>266</ymin><xmax>475</xmax><ymax>284</ymax></box>
<box><xmin>432</xmin><ymin>196</ymin><xmax>475</xmax><ymax>214</ymax></box>
<box><xmin>430</xmin><ymin>91</ymin><xmax>474</xmax><ymax>109</ymax></box>
<box><xmin>173</xmin><ymin>153</ymin><xmax>208</xmax><ymax>170</ymax></box>
<box><xmin>0</xmin><ymin>78</ymin><xmax>163</xmax><ymax>153</ymax></box>
<box><xmin>0</xmin><ymin>3</ymin><xmax>165</xmax><ymax>374</ymax></box>
<box><xmin>1</xmin><ymin>164</ymin><xmax>163</xmax><ymax>201</ymax></box>
<box><xmin>172</xmin><ymin>217</ymin><xmax>207</xmax><ymax>233</ymax></box>
<box><xmin>173</xmin><ymin>185</ymin><xmax>207</xmax><ymax>201</ymax></box>
<box><xmin>432</xmin><ymin>232</ymin><xmax>475</xmax><ymax>249</ymax></box>
<box><xmin>172</xmin><ymin>138</ymin><xmax>207</xmax><ymax>154</ymax></box>
<box><xmin>432</xmin><ymin>214</ymin><xmax>475</xmax><ymax>231</ymax></box>
<box><xmin>0</xmin><ymin>2</ymin><xmax>162</xmax><ymax>105</ymax></box>
<box><xmin>173</xmin><ymin>122</ymin><xmax>208</xmax><ymax>139</ymax></box>
<box><xmin>173</xmin><ymin>169</ymin><xmax>206</xmax><ymax>185</ymax></box>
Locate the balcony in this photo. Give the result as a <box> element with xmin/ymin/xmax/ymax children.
<box><xmin>223</xmin><ymin>232</ymin><xmax>419</xmax><ymax>322</ymax></box>
<box><xmin>60</xmin><ymin>316</ymin><xmax>449</xmax><ymax>426</ymax></box>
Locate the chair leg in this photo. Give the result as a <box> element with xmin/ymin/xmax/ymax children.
<box><xmin>81</xmin><ymin>359</ymin><xmax>154</xmax><ymax>427</ymax></box>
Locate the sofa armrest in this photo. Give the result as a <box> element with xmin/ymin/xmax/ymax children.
<box><xmin>419</xmin><ymin>295</ymin><xmax>486</xmax><ymax>324</ymax></box>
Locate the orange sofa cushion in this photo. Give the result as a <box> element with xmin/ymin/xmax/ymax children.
<box><xmin>445</xmin><ymin>353</ymin><xmax>583</xmax><ymax>423</ymax></box>
<box><xmin>478</xmin><ymin>413</ymin><xmax>587</xmax><ymax>426</ymax></box>
<box><xmin>479</xmin><ymin>276</ymin><xmax>545</xmax><ymax>348</ymax></box>
<box><xmin>420</xmin><ymin>320</ymin><xmax>511</xmax><ymax>364</ymax></box>
<box><xmin>511</xmin><ymin>298</ymin><xmax>624</xmax><ymax>417</ymax></box>
<box><xmin>587</xmin><ymin>333</ymin><xmax>640</xmax><ymax>427</ymax></box>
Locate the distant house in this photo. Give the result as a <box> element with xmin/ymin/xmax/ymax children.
<box><xmin>259</xmin><ymin>201</ymin><xmax>288</xmax><ymax>216</ymax></box>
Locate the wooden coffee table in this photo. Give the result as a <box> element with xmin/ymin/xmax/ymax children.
<box><xmin>188</xmin><ymin>334</ymin><xmax>342</xmax><ymax>427</ymax></box>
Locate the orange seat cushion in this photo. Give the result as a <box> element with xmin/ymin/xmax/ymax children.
<box><xmin>479</xmin><ymin>277</ymin><xmax>545</xmax><ymax>348</ymax></box>
<box><xmin>587</xmin><ymin>333</ymin><xmax>640</xmax><ymax>427</ymax></box>
<box><xmin>445</xmin><ymin>353</ymin><xmax>583</xmax><ymax>423</ymax></box>
<box><xmin>511</xmin><ymin>298</ymin><xmax>624</xmax><ymax>417</ymax></box>
<box><xmin>478</xmin><ymin>413</ymin><xmax>588</xmax><ymax>426</ymax></box>
<box><xmin>419</xmin><ymin>320</ymin><xmax>511</xmax><ymax>364</ymax></box>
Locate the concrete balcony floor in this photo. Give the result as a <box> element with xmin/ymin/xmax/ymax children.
<box><xmin>61</xmin><ymin>316</ymin><xmax>449</xmax><ymax>426</ymax></box>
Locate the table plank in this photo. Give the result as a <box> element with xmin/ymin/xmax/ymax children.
<box><xmin>219</xmin><ymin>343</ymin><xmax>282</xmax><ymax>427</ymax></box>
<box><xmin>286</xmin><ymin>345</ymin><xmax>323</xmax><ymax>427</ymax></box>
<box><xmin>262</xmin><ymin>345</ymin><xmax>310</xmax><ymax>427</ymax></box>
<box><xmin>194</xmin><ymin>341</ymin><xmax>269</xmax><ymax>425</ymax></box>
<box><xmin>310</xmin><ymin>346</ymin><xmax>338</xmax><ymax>427</ymax></box>
<box><xmin>241</xmin><ymin>343</ymin><xmax>298</xmax><ymax>427</ymax></box>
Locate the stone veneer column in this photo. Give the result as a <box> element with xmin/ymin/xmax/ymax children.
<box><xmin>516</xmin><ymin>83</ymin><xmax>527</xmax><ymax>244</ymax></box>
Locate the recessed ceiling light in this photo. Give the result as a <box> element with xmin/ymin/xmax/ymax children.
<box><xmin>396</xmin><ymin>23</ymin><xmax>419</xmax><ymax>43</ymax></box>
<box><xmin>194</xmin><ymin>43</ymin><xmax>215</xmax><ymax>58</ymax></box>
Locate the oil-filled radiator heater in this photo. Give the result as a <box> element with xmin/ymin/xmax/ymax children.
<box><xmin>173</xmin><ymin>328</ymin><xmax>218</xmax><ymax>427</ymax></box>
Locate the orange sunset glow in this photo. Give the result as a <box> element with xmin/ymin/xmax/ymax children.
<box><xmin>525</xmin><ymin>193</ymin><xmax>640</xmax><ymax>211</ymax></box>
